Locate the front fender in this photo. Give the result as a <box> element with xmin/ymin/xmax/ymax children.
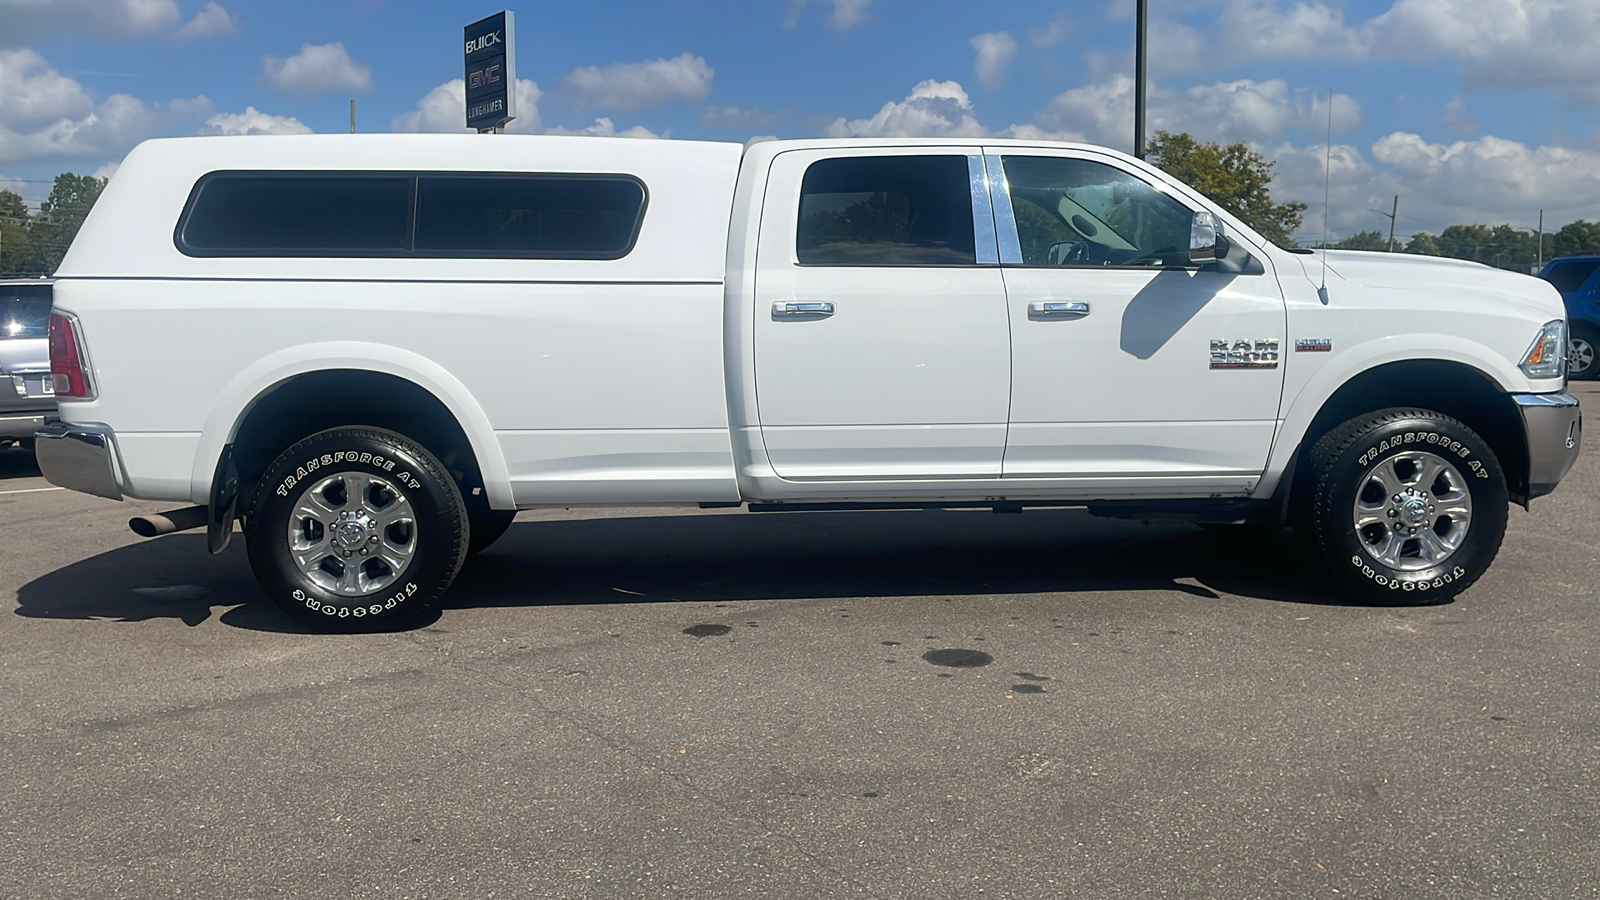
<box><xmin>188</xmin><ymin>342</ymin><xmax>513</xmax><ymax>510</ymax></box>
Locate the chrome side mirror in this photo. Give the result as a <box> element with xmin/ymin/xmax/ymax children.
<box><xmin>1190</xmin><ymin>210</ymin><xmax>1220</xmax><ymax>264</ymax></box>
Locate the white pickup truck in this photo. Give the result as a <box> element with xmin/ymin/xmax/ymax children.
<box><xmin>36</xmin><ymin>134</ymin><xmax>1581</xmax><ymax>631</ymax></box>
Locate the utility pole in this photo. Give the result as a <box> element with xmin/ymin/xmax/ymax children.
<box><xmin>1370</xmin><ymin>196</ymin><xmax>1399</xmax><ymax>252</ymax></box>
<box><xmin>1387</xmin><ymin>195</ymin><xmax>1398</xmax><ymax>253</ymax></box>
<box><xmin>1134</xmin><ymin>0</ymin><xmax>1147</xmax><ymax>158</ymax></box>
<box><xmin>1537</xmin><ymin>209</ymin><xmax>1544</xmax><ymax>268</ymax></box>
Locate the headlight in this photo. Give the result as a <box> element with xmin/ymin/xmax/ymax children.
<box><xmin>1519</xmin><ymin>319</ymin><xmax>1568</xmax><ymax>380</ymax></box>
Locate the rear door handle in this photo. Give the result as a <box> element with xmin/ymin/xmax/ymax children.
<box><xmin>1028</xmin><ymin>300</ymin><xmax>1090</xmax><ymax>320</ymax></box>
<box><xmin>773</xmin><ymin>301</ymin><xmax>836</xmax><ymax>318</ymax></box>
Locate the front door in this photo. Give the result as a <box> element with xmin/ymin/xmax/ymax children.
<box><xmin>987</xmin><ymin>149</ymin><xmax>1286</xmax><ymax>485</ymax></box>
<box><xmin>753</xmin><ymin>149</ymin><xmax>1011</xmax><ymax>479</ymax></box>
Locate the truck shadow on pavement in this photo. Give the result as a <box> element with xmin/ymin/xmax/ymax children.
<box><xmin>13</xmin><ymin>508</ymin><xmax>1411</xmax><ymax>632</ymax></box>
<box><xmin>0</xmin><ymin>444</ymin><xmax>42</xmax><ymax>479</ymax></box>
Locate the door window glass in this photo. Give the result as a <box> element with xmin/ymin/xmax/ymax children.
<box><xmin>1542</xmin><ymin>260</ymin><xmax>1600</xmax><ymax>294</ymax></box>
<box><xmin>797</xmin><ymin>155</ymin><xmax>977</xmax><ymax>266</ymax></box>
<box><xmin>1002</xmin><ymin>156</ymin><xmax>1192</xmax><ymax>267</ymax></box>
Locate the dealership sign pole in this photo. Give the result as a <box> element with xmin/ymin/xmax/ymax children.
<box><xmin>464</xmin><ymin>11</ymin><xmax>516</xmax><ymax>133</ymax></box>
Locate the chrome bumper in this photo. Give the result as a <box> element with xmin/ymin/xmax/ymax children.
<box><xmin>0</xmin><ymin>411</ymin><xmax>51</xmax><ymax>439</ymax></box>
<box><xmin>1513</xmin><ymin>392</ymin><xmax>1582</xmax><ymax>501</ymax></box>
<box><xmin>34</xmin><ymin>421</ymin><xmax>123</xmax><ymax>500</ymax></box>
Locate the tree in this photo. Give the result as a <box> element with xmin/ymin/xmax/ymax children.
<box><xmin>1144</xmin><ymin>130</ymin><xmax>1307</xmax><ymax>246</ymax></box>
<box><xmin>1334</xmin><ymin>230</ymin><xmax>1389</xmax><ymax>251</ymax></box>
<box><xmin>1553</xmin><ymin>220</ymin><xmax>1600</xmax><ymax>257</ymax></box>
<box><xmin>0</xmin><ymin>189</ymin><xmax>31</xmax><ymax>274</ymax></box>
<box><xmin>23</xmin><ymin>173</ymin><xmax>106</xmax><ymax>273</ymax></box>
<box><xmin>1405</xmin><ymin>231</ymin><xmax>1441</xmax><ymax>256</ymax></box>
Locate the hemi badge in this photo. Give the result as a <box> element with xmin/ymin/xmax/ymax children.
<box><xmin>1296</xmin><ymin>338</ymin><xmax>1333</xmax><ymax>352</ymax></box>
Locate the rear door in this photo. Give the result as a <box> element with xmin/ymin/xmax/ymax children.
<box><xmin>752</xmin><ymin>149</ymin><xmax>1011</xmax><ymax>479</ymax></box>
<box><xmin>986</xmin><ymin>148</ymin><xmax>1286</xmax><ymax>484</ymax></box>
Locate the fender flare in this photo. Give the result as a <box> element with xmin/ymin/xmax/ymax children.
<box><xmin>189</xmin><ymin>342</ymin><xmax>513</xmax><ymax>512</ymax></box>
<box><xmin>1257</xmin><ymin>335</ymin><xmax>1523</xmax><ymax>498</ymax></box>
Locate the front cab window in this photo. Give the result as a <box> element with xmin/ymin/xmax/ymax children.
<box><xmin>1002</xmin><ymin>156</ymin><xmax>1193</xmax><ymax>268</ymax></box>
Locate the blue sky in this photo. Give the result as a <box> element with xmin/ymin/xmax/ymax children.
<box><xmin>3</xmin><ymin>0</ymin><xmax>1599</xmax><ymax>244</ymax></box>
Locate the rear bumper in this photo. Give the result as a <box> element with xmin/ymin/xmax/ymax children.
<box><xmin>34</xmin><ymin>421</ymin><xmax>123</xmax><ymax>500</ymax></box>
<box><xmin>0</xmin><ymin>410</ymin><xmax>51</xmax><ymax>439</ymax></box>
<box><xmin>1514</xmin><ymin>392</ymin><xmax>1582</xmax><ymax>500</ymax></box>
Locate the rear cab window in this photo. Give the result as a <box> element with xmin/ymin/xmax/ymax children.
<box><xmin>796</xmin><ymin>155</ymin><xmax>977</xmax><ymax>266</ymax></box>
<box><xmin>175</xmin><ymin>171</ymin><xmax>647</xmax><ymax>259</ymax></box>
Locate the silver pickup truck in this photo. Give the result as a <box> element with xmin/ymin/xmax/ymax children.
<box><xmin>0</xmin><ymin>279</ymin><xmax>54</xmax><ymax>449</ymax></box>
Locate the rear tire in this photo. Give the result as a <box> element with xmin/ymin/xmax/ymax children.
<box><xmin>246</xmin><ymin>427</ymin><xmax>468</xmax><ymax>632</ymax></box>
<box><xmin>1569</xmin><ymin>324</ymin><xmax>1599</xmax><ymax>380</ymax></box>
<box><xmin>1303</xmin><ymin>408</ymin><xmax>1507</xmax><ymax>604</ymax></box>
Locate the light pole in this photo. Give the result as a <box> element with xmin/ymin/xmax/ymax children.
<box><xmin>1134</xmin><ymin>0</ymin><xmax>1147</xmax><ymax>158</ymax></box>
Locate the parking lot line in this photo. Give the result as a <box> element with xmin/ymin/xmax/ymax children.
<box><xmin>0</xmin><ymin>486</ymin><xmax>63</xmax><ymax>496</ymax></box>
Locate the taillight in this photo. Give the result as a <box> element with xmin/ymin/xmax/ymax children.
<box><xmin>48</xmin><ymin>312</ymin><xmax>96</xmax><ymax>399</ymax></box>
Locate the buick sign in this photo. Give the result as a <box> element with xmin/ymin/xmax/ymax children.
<box><xmin>464</xmin><ymin>11</ymin><xmax>516</xmax><ymax>131</ymax></box>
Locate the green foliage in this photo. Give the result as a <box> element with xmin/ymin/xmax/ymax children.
<box><xmin>1334</xmin><ymin>230</ymin><xmax>1389</xmax><ymax>251</ymax></box>
<box><xmin>1404</xmin><ymin>231</ymin><xmax>1440</xmax><ymax>256</ymax></box>
<box><xmin>0</xmin><ymin>172</ymin><xmax>107</xmax><ymax>275</ymax></box>
<box><xmin>1553</xmin><ymin>220</ymin><xmax>1600</xmax><ymax>257</ymax></box>
<box><xmin>1144</xmin><ymin>130</ymin><xmax>1307</xmax><ymax>246</ymax></box>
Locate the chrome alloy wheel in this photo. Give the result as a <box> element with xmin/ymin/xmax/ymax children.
<box><xmin>1351</xmin><ymin>450</ymin><xmax>1473</xmax><ymax>571</ymax></box>
<box><xmin>1571</xmin><ymin>336</ymin><xmax>1596</xmax><ymax>378</ymax></box>
<box><xmin>285</xmin><ymin>472</ymin><xmax>417</xmax><ymax>596</ymax></box>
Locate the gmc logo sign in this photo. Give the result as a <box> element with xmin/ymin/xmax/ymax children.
<box><xmin>469</xmin><ymin>64</ymin><xmax>501</xmax><ymax>89</ymax></box>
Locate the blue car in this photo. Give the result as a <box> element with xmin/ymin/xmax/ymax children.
<box><xmin>1537</xmin><ymin>255</ymin><xmax>1600</xmax><ymax>380</ymax></box>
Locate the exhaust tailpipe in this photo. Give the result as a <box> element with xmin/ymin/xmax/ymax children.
<box><xmin>129</xmin><ymin>505</ymin><xmax>209</xmax><ymax>538</ymax></box>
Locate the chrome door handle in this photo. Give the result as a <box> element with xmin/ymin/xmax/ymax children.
<box><xmin>773</xmin><ymin>301</ymin><xmax>835</xmax><ymax>318</ymax></box>
<box><xmin>1028</xmin><ymin>300</ymin><xmax>1090</xmax><ymax>319</ymax></box>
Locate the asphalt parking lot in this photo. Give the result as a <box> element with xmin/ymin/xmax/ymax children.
<box><xmin>2</xmin><ymin>385</ymin><xmax>1596</xmax><ymax>900</ymax></box>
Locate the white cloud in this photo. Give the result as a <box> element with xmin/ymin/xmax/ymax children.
<box><xmin>1149</xmin><ymin>0</ymin><xmax>1600</xmax><ymax>102</ymax></box>
<box><xmin>391</xmin><ymin>79</ymin><xmax>543</xmax><ymax>133</ymax></box>
<box><xmin>174</xmin><ymin>2</ymin><xmax>236</xmax><ymax>39</ymax></box>
<box><xmin>259</xmin><ymin>43</ymin><xmax>371</xmax><ymax>95</ymax></box>
<box><xmin>199</xmin><ymin>106</ymin><xmax>310</xmax><ymax>136</ymax></box>
<box><xmin>782</xmin><ymin>0</ymin><xmax>872</xmax><ymax>29</ymax></box>
<box><xmin>1266</xmin><ymin>132</ymin><xmax>1600</xmax><ymax>243</ymax></box>
<box><xmin>1442</xmin><ymin>95</ymin><xmax>1477</xmax><ymax>135</ymax></box>
<box><xmin>0</xmin><ymin>48</ymin><xmax>208</xmax><ymax>164</ymax></box>
<box><xmin>1028</xmin><ymin>13</ymin><xmax>1071</xmax><ymax>48</ymax></box>
<box><xmin>699</xmin><ymin>105</ymin><xmax>780</xmax><ymax>129</ymax></box>
<box><xmin>824</xmin><ymin>79</ymin><xmax>988</xmax><ymax>138</ymax></box>
<box><xmin>1038</xmin><ymin>76</ymin><xmax>1361</xmax><ymax>151</ymax></box>
<box><xmin>560</xmin><ymin>53</ymin><xmax>712</xmax><ymax>112</ymax></box>
<box><xmin>0</xmin><ymin>0</ymin><xmax>179</xmax><ymax>44</ymax></box>
<box><xmin>91</xmin><ymin>160</ymin><xmax>119</xmax><ymax>180</ymax></box>
<box><xmin>969</xmin><ymin>31</ymin><xmax>1018</xmax><ymax>90</ymax></box>
<box><xmin>824</xmin><ymin>80</ymin><xmax>1082</xmax><ymax>142</ymax></box>
<box><xmin>543</xmin><ymin>118</ymin><xmax>662</xmax><ymax>139</ymax></box>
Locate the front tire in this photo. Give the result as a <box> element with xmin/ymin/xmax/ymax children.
<box><xmin>247</xmin><ymin>427</ymin><xmax>468</xmax><ymax>631</ymax></box>
<box><xmin>1304</xmin><ymin>408</ymin><xmax>1508</xmax><ymax>604</ymax></box>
